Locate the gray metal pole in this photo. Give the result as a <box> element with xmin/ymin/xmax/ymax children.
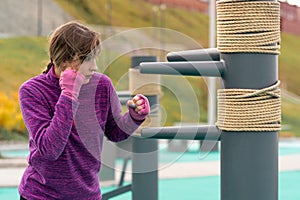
<box><xmin>221</xmin><ymin>53</ymin><xmax>278</xmax><ymax>200</ymax></box>
<box><xmin>142</xmin><ymin>125</ymin><xmax>221</xmax><ymax>141</ymax></box>
<box><xmin>167</xmin><ymin>48</ymin><xmax>220</xmax><ymax>62</ymax></box>
<box><xmin>208</xmin><ymin>0</ymin><xmax>216</xmax><ymax>126</ymax></box>
<box><xmin>140</xmin><ymin>61</ymin><xmax>225</xmax><ymax>77</ymax></box>
<box><xmin>131</xmin><ymin>56</ymin><xmax>159</xmax><ymax>200</ymax></box>
<box><xmin>204</xmin><ymin>0</ymin><xmax>218</xmax><ymax>152</ymax></box>
<box><xmin>221</xmin><ymin>28</ymin><xmax>278</xmax><ymax>200</ymax></box>
<box><xmin>37</xmin><ymin>0</ymin><xmax>42</xmax><ymax>36</ymax></box>
<box><xmin>98</xmin><ymin>138</ymin><xmax>116</xmax><ymax>183</ymax></box>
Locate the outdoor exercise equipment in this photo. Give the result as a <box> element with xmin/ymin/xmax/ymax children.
<box><xmin>103</xmin><ymin>0</ymin><xmax>281</xmax><ymax>199</ymax></box>
<box><xmin>102</xmin><ymin>56</ymin><xmax>161</xmax><ymax>200</ymax></box>
<box><xmin>130</xmin><ymin>56</ymin><xmax>161</xmax><ymax>200</ymax></box>
<box><xmin>139</xmin><ymin>0</ymin><xmax>281</xmax><ymax>199</ymax></box>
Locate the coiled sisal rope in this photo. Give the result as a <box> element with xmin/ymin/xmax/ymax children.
<box><xmin>215</xmin><ymin>0</ymin><xmax>281</xmax><ymax>131</ymax></box>
<box><xmin>216</xmin><ymin>0</ymin><xmax>281</xmax><ymax>54</ymax></box>
<box><xmin>216</xmin><ymin>81</ymin><xmax>281</xmax><ymax>131</ymax></box>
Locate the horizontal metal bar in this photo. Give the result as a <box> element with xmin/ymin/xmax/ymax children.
<box><xmin>167</xmin><ymin>48</ymin><xmax>220</xmax><ymax>62</ymax></box>
<box><xmin>139</xmin><ymin>61</ymin><xmax>225</xmax><ymax>77</ymax></box>
<box><xmin>117</xmin><ymin>91</ymin><xmax>131</xmax><ymax>105</ymax></box>
<box><xmin>119</xmin><ymin>97</ymin><xmax>131</xmax><ymax>105</ymax></box>
<box><xmin>102</xmin><ymin>184</ymin><xmax>132</xmax><ymax>200</ymax></box>
<box><xmin>117</xmin><ymin>91</ymin><xmax>131</xmax><ymax>97</ymax></box>
<box><xmin>141</xmin><ymin>125</ymin><xmax>221</xmax><ymax>141</ymax></box>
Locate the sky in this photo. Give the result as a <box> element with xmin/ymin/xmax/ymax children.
<box><xmin>279</xmin><ymin>0</ymin><xmax>300</xmax><ymax>7</ymax></box>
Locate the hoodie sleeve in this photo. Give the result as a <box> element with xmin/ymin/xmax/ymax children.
<box><xmin>104</xmin><ymin>78</ymin><xmax>144</xmax><ymax>142</ymax></box>
<box><xmin>19</xmin><ymin>83</ymin><xmax>79</xmax><ymax>161</ymax></box>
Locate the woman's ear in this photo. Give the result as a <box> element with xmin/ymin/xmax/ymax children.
<box><xmin>55</xmin><ymin>61</ymin><xmax>68</xmax><ymax>76</ymax></box>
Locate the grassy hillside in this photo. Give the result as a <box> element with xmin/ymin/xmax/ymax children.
<box><xmin>279</xmin><ymin>33</ymin><xmax>300</xmax><ymax>95</ymax></box>
<box><xmin>55</xmin><ymin>0</ymin><xmax>211</xmax><ymax>126</ymax></box>
<box><xmin>0</xmin><ymin>37</ymin><xmax>207</xmax><ymax>130</ymax></box>
<box><xmin>0</xmin><ymin>37</ymin><xmax>48</xmax><ymax>92</ymax></box>
<box><xmin>55</xmin><ymin>0</ymin><xmax>300</xmax><ymax>136</ymax></box>
<box><xmin>55</xmin><ymin>0</ymin><xmax>209</xmax><ymax>46</ymax></box>
<box><xmin>56</xmin><ymin>0</ymin><xmax>300</xmax><ymax>95</ymax></box>
<box><xmin>282</xmin><ymin>98</ymin><xmax>300</xmax><ymax>136</ymax></box>
<box><xmin>0</xmin><ymin>0</ymin><xmax>300</xmax><ymax>137</ymax></box>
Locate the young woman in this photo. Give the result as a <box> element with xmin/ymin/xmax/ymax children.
<box><xmin>18</xmin><ymin>21</ymin><xmax>150</xmax><ymax>200</ymax></box>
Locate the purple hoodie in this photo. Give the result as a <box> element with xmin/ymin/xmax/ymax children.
<box><xmin>18</xmin><ymin>67</ymin><xmax>143</xmax><ymax>200</ymax></box>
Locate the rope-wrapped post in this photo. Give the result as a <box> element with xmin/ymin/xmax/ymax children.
<box><xmin>129</xmin><ymin>56</ymin><xmax>161</xmax><ymax>200</ymax></box>
<box><xmin>216</xmin><ymin>0</ymin><xmax>281</xmax><ymax>199</ymax></box>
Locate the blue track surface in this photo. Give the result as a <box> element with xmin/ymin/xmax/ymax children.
<box><xmin>2</xmin><ymin>171</ymin><xmax>300</xmax><ymax>200</ymax></box>
<box><xmin>1</xmin><ymin>141</ymin><xmax>300</xmax><ymax>199</ymax></box>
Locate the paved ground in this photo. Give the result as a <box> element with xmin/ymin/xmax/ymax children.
<box><xmin>1</xmin><ymin>147</ymin><xmax>300</xmax><ymax>187</ymax></box>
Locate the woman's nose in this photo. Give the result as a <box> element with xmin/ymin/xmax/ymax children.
<box><xmin>90</xmin><ymin>62</ymin><xmax>98</xmax><ymax>72</ymax></box>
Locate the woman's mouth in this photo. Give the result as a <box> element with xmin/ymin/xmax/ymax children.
<box><xmin>85</xmin><ymin>75</ymin><xmax>93</xmax><ymax>79</ymax></box>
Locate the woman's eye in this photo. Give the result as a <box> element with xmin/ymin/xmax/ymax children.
<box><xmin>84</xmin><ymin>57</ymin><xmax>95</xmax><ymax>63</ymax></box>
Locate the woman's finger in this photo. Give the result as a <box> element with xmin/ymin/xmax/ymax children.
<box><xmin>132</xmin><ymin>95</ymin><xmax>140</xmax><ymax>103</ymax></box>
<box><xmin>127</xmin><ymin>100</ymin><xmax>136</xmax><ymax>109</ymax></box>
<box><xmin>135</xmin><ymin>105</ymin><xmax>144</xmax><ymax>112</ymax></box>
<box><xmin>135</xmin><ymin>99</ymin><xmax>144</xmax><ymax>106</ymax></box>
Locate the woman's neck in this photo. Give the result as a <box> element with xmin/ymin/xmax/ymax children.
<box><xmin>53</xmin><ymin>66</ymin><xmax>61</xmax><ymax>78</ymax></box>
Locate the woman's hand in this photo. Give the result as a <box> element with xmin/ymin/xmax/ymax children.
<box><xmin>59</xmin><ymin>68</ymin><xmax>85</xmax><ymax>101</ymax></box>
<box><xmin>127</xmin><ymin>94</ymin><xmax>150</xmax><ymax>121</ymax></box>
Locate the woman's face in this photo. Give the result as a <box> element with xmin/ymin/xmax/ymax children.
<box><xmin>65</xmin><ymin>57</ymin><xmax>98</xmax><ymax>84</ymax></box>
<box><xmin>78</xmin><ymin>58</ymin><xmax>98</xmax><ymax>84</ymax></box>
